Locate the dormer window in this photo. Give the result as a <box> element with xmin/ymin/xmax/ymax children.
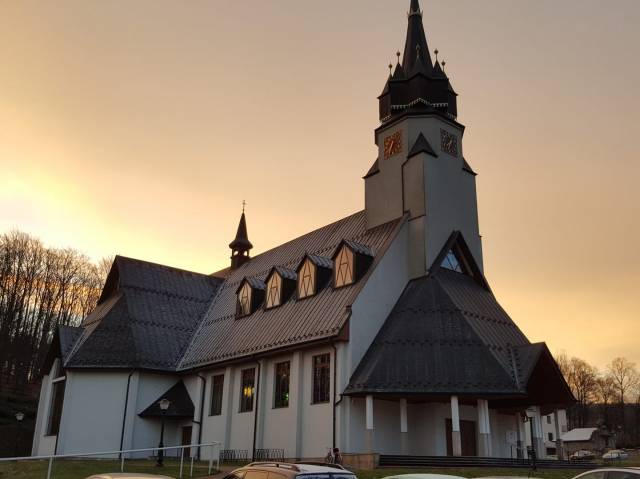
<box><xmin>265</xmin><ymin>273</ymin><xmax>281</xmax><ymax>308</ymax></box>
<box><xmin>238</xmin><ymin>282</ymin><xmax>252</xmax><ymax>316</ymax></box>
<box><xmin>235</xmin><ymin>277</ymin><xmax>265</xmax><ymax>317</ymax></box>
<box><xmin>298</xmin><ymin>259</ymin><xmax>316</xmax><ymax>299</ymax></box>
<box><xmin>442</xmin><ymin>249</ymin><xmax>463</xmax><ymax>273</ymax></box>
<box><xmin>264</xmin><ymin>266</ymin><xmax>297</xmax><ymax>309</ymax></box>
<box><xmin>296</xmin><ymin>254</ymin><xmax>332</xmax><ymax>300</ymax></box>
<box><xmin>331</xmin><ymin>240</ymin><xmax>374</xmax><ymax>289</ymax></box>
<box><xmin>334</xmin><ymin>246</ymin><xmax>354</xmax><ymax>288</ymax></box>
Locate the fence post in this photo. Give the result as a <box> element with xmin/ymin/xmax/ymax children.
<box><xmin>179</xmin><ymin>447</ymin><xmax>185</xmax><ymax>479</ymax></box>
<box><xmin>215</xmin><ymin>444</ymin><xmax>220</xmax><ymax>474</ymax></box>
<box><xmin>208</xmin><ymin>445</ymin><xmax>214</xmax><ymax>476</ymax></box>
<box><xmin>121</xmin><ymin>452</ymin><xmax>125</xmax><ymax>473</ymax></box>
<box><xmin>190</xmin><ymin>453</ymin><xmax>195</xmax><ymax>477</ymax></box>
<box><xmin>46</xmin><ymin>456</ymin><xmax>54</xmax><ymax>479</ymax></box>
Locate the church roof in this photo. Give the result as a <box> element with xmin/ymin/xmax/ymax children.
<box><xmin>60</xmin><ymin>211</ymin><xmax>402</xmax><ymax>373</ymax></box>
<box><xmin>179</xmin><ymin>211</ymin><xmax>402</xmax><ymax>370</ymax></box>
<box><xmin>63</xmin><ymin>256</ymin><xmax>222</xmax><ymax>371</ymax></box>
<box><xmin>344</xmin><ymin>232</ymin><xmax>573</xmax><ymax>402</ymax></box>
<box><xmin>229</xmin><ymin>211</ymin><xmax>253</xmax><ymax>251</ymax></box>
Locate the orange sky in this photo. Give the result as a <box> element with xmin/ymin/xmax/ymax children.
<box><xmin>1</xmin><ymin>0</ymin><xmax>639</xmax><ymax>370</ymax></box>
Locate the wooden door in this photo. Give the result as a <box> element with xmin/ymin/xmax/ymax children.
<box><xmin>181</xmin><ymin>426</ymin><xmax>193</xmax><ymax>457</ymax></box>
<box><xmin>446</xmin><ymin>419</ymin><xmax>478</xmax><ymax>456</ymax></box>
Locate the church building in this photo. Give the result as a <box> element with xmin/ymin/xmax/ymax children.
<box><xmin>32</xmin><ymin>0</ymin><xmax>574</xmax><ymax>463</ymax></box>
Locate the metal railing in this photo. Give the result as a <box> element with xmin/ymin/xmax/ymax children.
<box><xmin>0</xmin><ymin>441</ymin><xmax>221</xmax><ymax>479</ymax></box>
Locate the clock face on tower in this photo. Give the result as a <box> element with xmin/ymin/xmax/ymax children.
<box><xmin>383</xmin><ymin>131</ymin><xmax>403</xmax><ymax>160</ymax></box>
<box><xmin>440</xmin><ymin>129</ymin><xmax>459</xmax><ymax>157</ymax></box>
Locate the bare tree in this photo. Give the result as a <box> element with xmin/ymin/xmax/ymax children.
<box><xmin>556</xmin><ymin>353</ymin><xmax>599</xmax><ymax>427</ymax></box>
<box><xmin>607</xmin><ymin>357</ymin><xmax>639</xmax><ymax>405</ymax></box>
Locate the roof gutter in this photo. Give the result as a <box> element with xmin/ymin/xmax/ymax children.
<box><xmin>331</xmin><ymin>342</ymin><xmax>343</xmax><ymax>450</ymax></box>
<box><xmin>119</xmin><ymin>369</ymin><xmax>135</xmax><ymax>458</ymax></box>
<box><xmin>195</xmin><ymin>373</ymin><xmax>207</xmax><ymax>460</ymax></box>
<box><xmin>251</xmin><ymin>358</ymin><xmax>261</xmax><ymax>461</ymax></box>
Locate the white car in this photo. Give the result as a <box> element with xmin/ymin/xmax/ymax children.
<box><xmin>603</xmin><ymin>450</ymin><xmax>630</xmax><ymax>460</ymax></box>
<box><xmin>85</xmin><ymin>474</ymin><xmax>175</xmax><ymax>479</ymax></box>
<box><xmin>573</xmin><ymin>468</ymin><xmax>640</xmax><ymax>479</ymax></box>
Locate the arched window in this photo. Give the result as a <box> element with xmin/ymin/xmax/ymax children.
<box><xmin>265</xmin><ymin>272</ymin><xmax>282</xmax><ymax>309</ymax></box>
<box><xmin>334</xmin><ymin>246</ymin><xmax>355</xmax><ymax>288</ymax></box>
<box><xmin>237</xmin><ymin>282</ymin><xmax>252</xmax><ymax>316</ymax></box>
<box><xmin>298</xmin><ymin>259</ymin><xmax>316</xmax><ymax>299</ymax></box>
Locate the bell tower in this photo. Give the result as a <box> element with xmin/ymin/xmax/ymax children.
<box><xmin>229</xmin><ymin>206</ymin><xmax>253</xmax><ymax>270</ymax></box>
<box><xmin>364</xmin><ymin>0</ymin><xmax>483</xmax><ymax>277</ymax></box>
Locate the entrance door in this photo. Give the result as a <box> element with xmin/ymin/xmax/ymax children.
<box><xmin>446</xmin><ymin>419</ymin><xmax>478</xmax><ymax>456</ymax></box>
<box><xmin>181</xmin><ymin>426</ymin><xmax>193</xmax><ymax>458</ymax></box>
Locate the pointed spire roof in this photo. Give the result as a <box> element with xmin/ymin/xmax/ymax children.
<box><xmin>432</xmin><ymin>59</ymin><xmax>446</xmax><ymax>79</ymax></box>
<box><xmin>408</xmin><ymin>133</ymin><xmax>438</xmax><ymax>158</ymax></box>
<box><xmin>229</xmin><ymin>211</ymin><xmax>253</xmax><ymax>251</ymax></box>
<box><xmin>402</xmin><ymin>0</ymin><xmax>433</xmax><ymax>74</ymax></box>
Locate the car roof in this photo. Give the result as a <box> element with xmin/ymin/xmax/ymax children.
<box><xmin>575</xmin><ymin>468</ymin><xmax>640</xmax><ymax>477</ymax></box>
<box><xmin>85</xmin><ymin>475</ymin><xmax>175</xmax><ymax>479</ymax></box>
<box><xmin>238</xmin><ymin>463</ymin><xmax>354</xmax><ymax>475</ymax></box>
<box><xmin>382</xmin><ymin>474</ymin><xmax>467</xmax><ymax>479</ymax></box>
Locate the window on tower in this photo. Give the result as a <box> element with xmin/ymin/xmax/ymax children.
<box><xmin>441</xmin><ymin>250</ymin><xmax>463</xmax><ymax>273</ymax></box>
<box><xmin>334</xmin><ymin>246</ymin><xmax>355</xmax><ymax>288</ymax></box>
<box><xmin>298</xmin><ymin>259</ymin><xmax>316</xmax><ymax>299</ymax></box>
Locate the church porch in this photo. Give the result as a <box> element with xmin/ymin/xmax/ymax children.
<box><xmin>346</xmin><ymin>394</ymin><xmax>562</xmax><ymax>459</ymax></box>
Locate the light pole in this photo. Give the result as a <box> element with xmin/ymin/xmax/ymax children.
<box><xmin>524</xmin><ymin>408</ymin><xmax>537</xmax><ymax>471</ymax></box>
<box><xmin>14</xmin><ymin>412</ymin><xmax>24</xmax><ymax>457</ymax></box>
<box><xmin>156</xmin><ymin>399</ymin><xmax>171</xmax><ymax>467</ymax></box>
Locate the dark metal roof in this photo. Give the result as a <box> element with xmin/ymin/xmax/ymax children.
<box><xmin>139</xmin><ymin>380</ymin><xmax>195</xmax><ymax>419</ymax></box>
<box><xmin>303</xmin><ymin>254</ymin><xmax>334</xmax><ymax>270</ymax></box>
<box><xmin>272</xmin><ymin>266</ymin><xmax>297</xmax><ymax>281</ymax></box>
<box><xmin>344</xmin><ymin>271</ymin><xmax>528</xmax><ymax>396</ymax></box>
<box><xmin>402</xmin><ymin>0</ymin><xmax>433</xmax><ymax>74</ymax></box>
<box><xmin>64</xmin><ymin>257</ymin><xmax>222</xmax><ymax>371</ymax></box>
<box><xmin>408</xmin><ymin>132</ymin><xmax>437</xmax><ymax>158</ymax></box>
<box><xmin>334</xmin><ymin>240</ymin><xmax>374</xmax><ymax>258</ymax></box>
<box><xmin>238</xmin><ymin>277</ymin><xmax>267</xmax><ymax>292</ymax></box>
<box><xmin>229</xmin><ymin>212</ymin><xmax>253</xmax><ymax>251</ymax></box>
<box><xmin>59</xmin><ymin>325</ymin><xmax>83</xmax><ymax>362</ymax></box>
<box><xmin>179</xmin><ymin>211</ymin><xmax>403</xmax><ymax>370</ymax></box>
<box><xmin>363</xmin><ymin>159</ymin><xmax>380</xmax><ymax>179</ymax></box>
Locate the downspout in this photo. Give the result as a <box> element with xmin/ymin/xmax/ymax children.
<box><xmin>251</xmin><ymin>359</ymin><xmax>261</xmax><ymax>461</ymax></box>
<box><xmin>196</xmin><ymin>374</ymin><xmax>207</xmax><ymax>460</ymax></box>
<box><xmin>332</xmin><ymin>342</ymin><xmax>343</xmax><ymax>450</ymax></box>
<box><xmin>119</xmin><ymin>370</ymin><xmax>135</xmax><ymax>458</ymax></box>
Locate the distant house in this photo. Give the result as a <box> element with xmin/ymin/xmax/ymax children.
<box><xmin>32</xmin><ymin>0</ymin><xmax>575</xmax><ymax>462</ymax></box>
<box><xmin>561</xmin><ymin>427</ymin><xmax>615</xmax><ymax>456</ymax></box>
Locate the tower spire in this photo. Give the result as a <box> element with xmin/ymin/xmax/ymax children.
<box><xmin>402</xmin><ymin>0</ymin><xmax>433</xmax><ymax>74</ymax></box>
<box><xmin>229</xmin><ymin>206</ymin><xmax>253</xmax><ymax>270</ymax></box>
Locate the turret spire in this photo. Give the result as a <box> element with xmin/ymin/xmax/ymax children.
<box><xmin>402</xmin><ymin>0</ymin><xmax>433</xmax><ymax>74</ymax></box>
<box><xmin>229</xmin><ymin>207</ymin><xmax>253</xmax><ymax>270</ymax></box>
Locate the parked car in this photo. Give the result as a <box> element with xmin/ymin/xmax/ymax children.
<box><xmin>603</xmin><ymin>450</ymin><xmax>630</xmax><ymax>460</ymax></box>
<box><xmin>573</xmin><ymin>468</ymin><xmax>640</xmax><ymax>479</ymax></box>
<box><xmin>224</xmin><ymin>462</ymin><xmax>357</xmax><ymax>479</ymax></box>
<box><xmin>571</xmin><ymin>450</ymin><xmax>596</xmax><ymax>460</ymax></box>
<box><xmin>85</xmin><ymin>475</ymin><xmax>175</xmax><ymax>479</ymax></box>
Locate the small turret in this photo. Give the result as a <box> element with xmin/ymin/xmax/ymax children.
<box><xmin>229</xmin><ymin>207</ymin><xmax>253</xmax><ymax>270</ymax></box>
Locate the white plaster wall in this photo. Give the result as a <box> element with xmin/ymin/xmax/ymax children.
<box><xmin>32</xmin><ymin>365</ymin><xmax>57</xmax><ymax>456</ymax></box>
<box><xmin>55</xmin><ymin>371</ymin><xmax>129</xmax><ymax>456</ymax></box>
<box><xmin>130</xmin><ymin>373</ymin><xmax>183</xmax><ymax>455</ymax></box>
<box><xmin>228</xmin><ymin>363</ymin><xmax>258</xmax><ymax>452</ymax></box>
<box><xmin>300</xmin><ymin>346</ymin><xmax>333</xmax><ymax>458</ymax></box>
<box><xmin>199</xmin><ymin>367</ymin><xmax>228</xmax><ymax>460</ymax></box>
<box><xmin>348</xmin><ymin>220</ymin><xmax>409</xmax><ymax>377</ymax></box>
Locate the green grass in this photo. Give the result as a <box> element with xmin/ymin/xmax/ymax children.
<box><xmin>0</xmin><ymin>458</ymin><xmax>218</xmax><ymax>479</ymax></box>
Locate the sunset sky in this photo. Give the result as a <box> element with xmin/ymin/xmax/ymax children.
<box><xmin>1</xmin><ymin>0</ymin><xmax>639</xmax><ymax>370</ymax></box>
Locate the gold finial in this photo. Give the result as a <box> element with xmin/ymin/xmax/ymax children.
<box><xmin>442</xmin><ymin>60</ymin><xmax>446</xmax><ymax>72</ymax></box>
<box><xmin>242</xmin><ymin>200</ymin><xmax>246</xmax><ymax>213</ymax></box>
<box><xmin>388</xmin><ymin>63</ymin><xmax>393</xmax><ymax>75</ymax></box>
<box><xmin>434</xmin><ymin>49</ymin><xmax>439</xmax><ymax>61</ymax></box>
<box><xmin>396</xmin><ymin>51</ymin><xmax>401</xmax><ymax>63</ymax></box>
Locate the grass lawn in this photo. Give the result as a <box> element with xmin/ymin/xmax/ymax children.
<box><xmin>0</xmin><ymin>458</ymin><xmax>218</xmax><ymax>479</ymax></box>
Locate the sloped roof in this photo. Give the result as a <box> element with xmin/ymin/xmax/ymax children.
<box><xmin>179</xmin><ymin>211</ymin><xmax>403</xmax><ymax>370</ymax></box>
<box><xmin>344</xmin><ymin>270</ymin><xmax>529</xmax><ymax>396</ymax></box>
<box><xmin>562</xmin><ymin>428</ymin><xmax>597</xmax><ymax>442</ymax></box>
<box><xmin>139</xmin><ymin>380</ymin><xmax>195</xmax><ymax>419</ymax></box>
<box><xmin>64</xmin><ymin>256</ymin><xmax>222</xmax><ymax>371</ymax></box>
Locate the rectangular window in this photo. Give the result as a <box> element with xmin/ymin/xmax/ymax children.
<box><xmin>547</xmin><ymin>415</ymin><xmax>552</xmax><ymax>424</ymax></box>
<box><xmin>548</xmin><ymin>432</ymin><xmax>554</xmax><ymax>441</ymax></box>
<box><xmin>239</xmin><ymin>368</ymin><xmax>255</xmax><ymax>412</ymax></box>
<box><xmin>274</xmin><ymin>361</ymin><xmax>290</xmax><ymax>408</ymax></box>
<box><xmin>312</xmin><ymin>353</ymin><xmax>331</xmax><ymax>404</ymax></box>
<box><xmin>46</xmin><ymin>379</ymin><xmax>66</xmax><ymax>436</ymax></box>
<box><xmin>209</xmin><ymin>374</ymin><xmax>224</xmax><ymax>416</ymax></box>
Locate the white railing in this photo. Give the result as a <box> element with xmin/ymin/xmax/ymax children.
<box><xmin>0</xmin><ymin>442</ymin><xmax>222</xmax><ymax>479</ymax></box>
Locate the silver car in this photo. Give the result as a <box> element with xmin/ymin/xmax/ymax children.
<box><xmin>573</xmin><ymin>468</ymin><xmax>640</xmax><ymax>479</ymax></box>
